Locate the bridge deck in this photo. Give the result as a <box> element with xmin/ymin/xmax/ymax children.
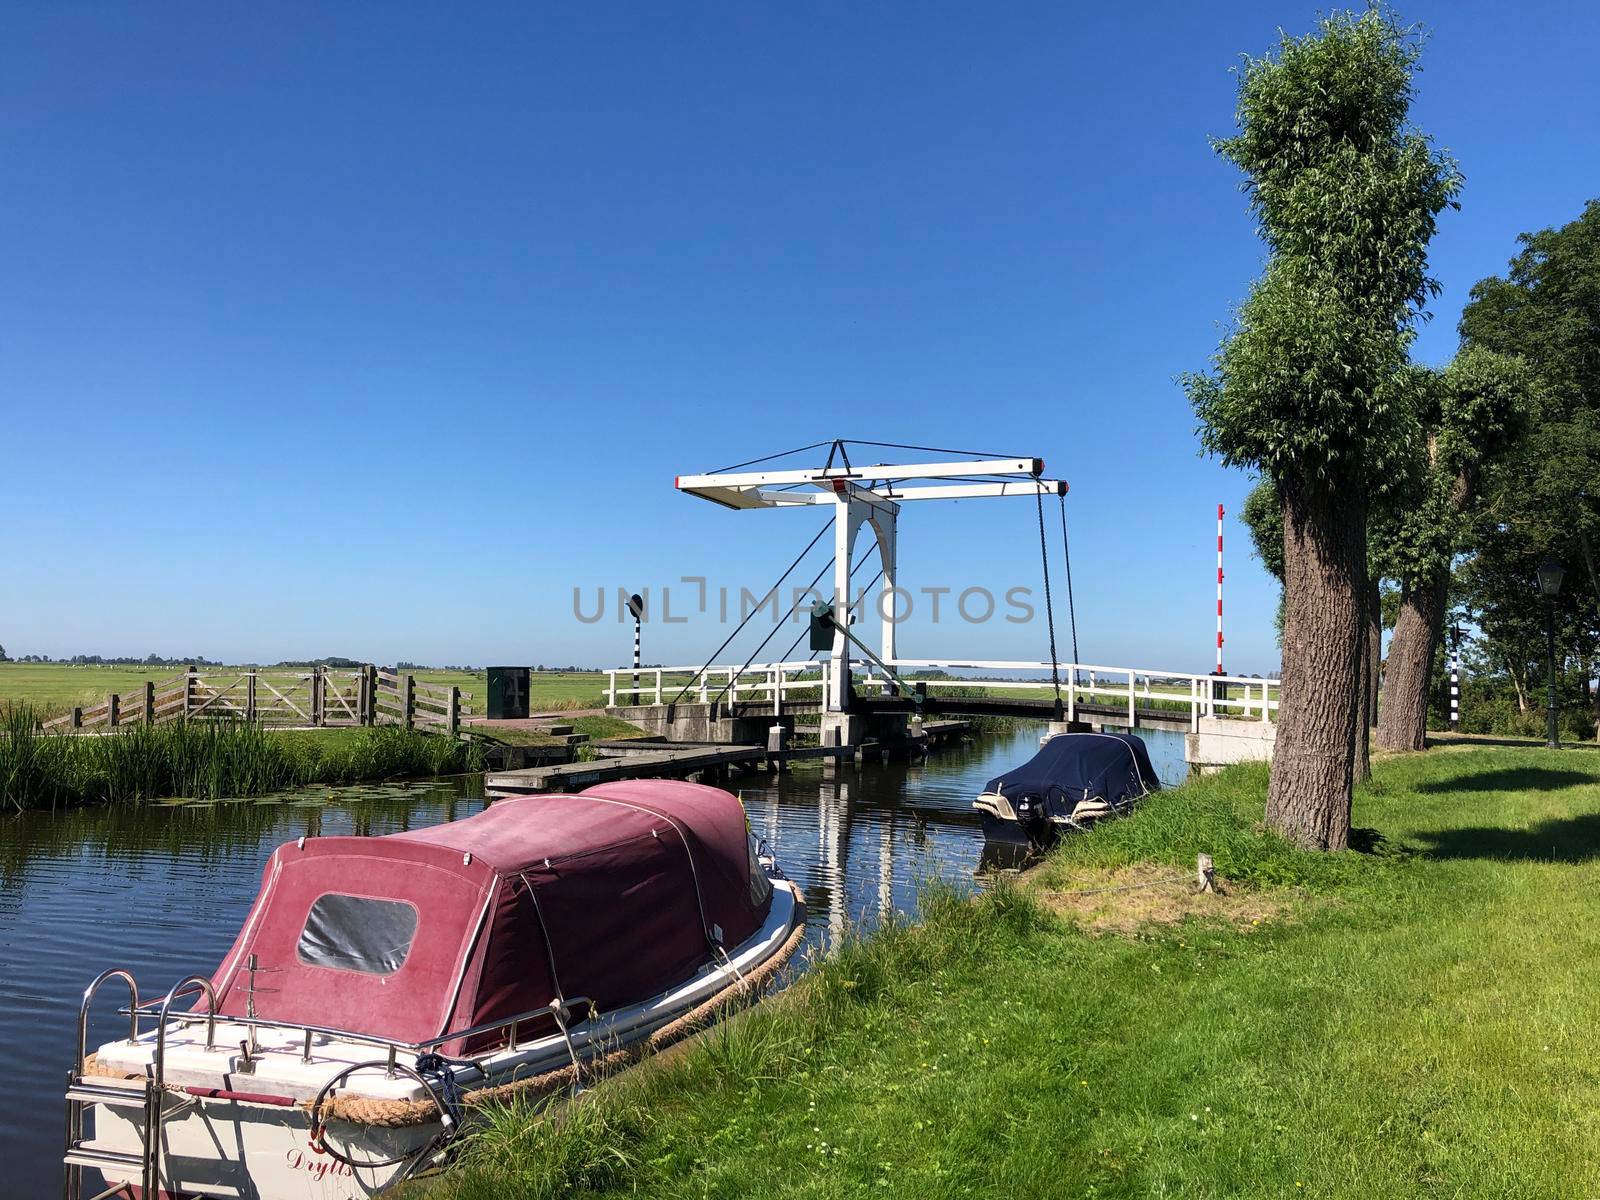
<box><xmin>853</xmin><ymin>695</ymin><xmax>1193</xmax><ymax>731</ymax></box>
<box><xmin>613</xmin><ymin>695</ymin><xmax>1194</xmax><ymax>732</ymax></box>
<box><xmin>486</xmin><ymin>744</ymin><xmax>766</xmax><ymax>794</ymax></box>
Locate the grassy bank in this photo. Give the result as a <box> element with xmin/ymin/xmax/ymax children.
<box><xmin>413</xmin><ymin>744</ymin><xmax>1600</xmax><ymax>1199</ymax></box>
<box><xmin>0</xmin><ymin>710</ymin><xmax>484</xmax><ymax>810</ymax></box>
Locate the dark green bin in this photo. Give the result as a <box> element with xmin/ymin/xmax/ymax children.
<box><xmin>486</xmin><ymin>667</ymin><xmax>530</xmax><ymax>719</ymax></box>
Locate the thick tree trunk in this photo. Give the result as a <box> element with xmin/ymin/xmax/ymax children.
<box><xmin>1267</xmin><ymin>482</ymin><xmax>1365</xmax><ymax>850</ymax></box>
<box><xmin>1367</xmin><ymin>579</ymin><xmax>1382</xmax><ymax>729</ymax></box>
<box><xmin>1353</xmin><ymin>576</ymin><xmax>1382</xmax><ymax>781</ymax></box>
<box><xmin>1376</xmin><ymin>570</ymin><xmax>1446</xmax><ymax>751</ymax></box>
<box><xmin>1353</xmin><ymin>609</ymin><xmax>1372</xmax><ymax>783</ymax></box>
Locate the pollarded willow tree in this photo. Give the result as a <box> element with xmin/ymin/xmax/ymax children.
<box><xmin>1375</xmin><ymin>348</ymin><xmax>1531</xmax><ymax>751</ymax></box>
<box><xmin>1184</xmin><ymin>10</ymin><xmax>1460</xmax><ymax>849</ymax></box>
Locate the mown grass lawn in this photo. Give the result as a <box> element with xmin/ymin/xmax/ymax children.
<box><xmin>414</xmin><ymin>744</ymin><xmax>1600</xmax><ymax>1199</ymax></box>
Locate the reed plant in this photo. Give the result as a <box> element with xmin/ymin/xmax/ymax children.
<box><xmin>0</xmin><ymin>706</ymin><xmax>484</xmax><ymax>811</ymax></box>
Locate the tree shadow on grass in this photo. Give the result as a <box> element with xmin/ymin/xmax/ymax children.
<box><xmin>1429</xmin><ymin>733</ymin><xmax>1600</xmax><ymax>752</ymax></box>
<box><xmin>1410</xmin><ymin>812</ymin><xmax>1600</xmax><ymax>863</ymax></box>
<box><xmin>1348</xmin><ymin>827</ymin><xmax>1402</xmax><ymax>857</ymax></box>
<box><xmin>1415</xmin><ymin>767</ymin><xmax>1597</xmax><ymax>795</ymax></box>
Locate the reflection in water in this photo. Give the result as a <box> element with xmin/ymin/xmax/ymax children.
<box><xmin>0</xmin><ymin>724</ymin><xmax>1184</xmax><ymax>1196</ymax></box>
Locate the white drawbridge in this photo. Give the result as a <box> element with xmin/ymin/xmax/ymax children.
<box><xmin>675</xmin><ymin>440</ymin><xmax>1069</xmax><ymax>715</ymax></box>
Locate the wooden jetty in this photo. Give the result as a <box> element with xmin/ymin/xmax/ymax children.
<box><xmin>486</xmin><ymin>744</ymin><xmax>768</xmax><ymax>795</ymax></box>
<box><xmin>485</xmin><ymin>719</ymin><xmax>972</xmax><ymax>795</ymax></box>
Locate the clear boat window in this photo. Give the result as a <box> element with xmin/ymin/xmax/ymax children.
<box><xmin>296</xmin><ymin>894</ymin><xmax>418</xmax><ymax>975</ymax></box>
<box><xmin>747</xmin><ymin>834</ymin><xmax>772</xmax><ymax>907</ymax></box>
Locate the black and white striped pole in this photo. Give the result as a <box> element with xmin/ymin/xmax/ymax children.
<box><xmin>1449</xmin><ymin>624</ymin><xmax>1462</xmax><ymax>728</ymax></box>
<box><xmin>627</xmin><ymin>592</ymin><xmax>645</xmax><ymax>703</ymax></box>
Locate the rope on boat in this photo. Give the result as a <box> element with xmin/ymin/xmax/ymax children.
<box><xmin>1038</xmin><ymin>874</ymin><xmax>1192</xmax><ymax>897</ymax></box>
<box><xmin>305</xmin><ymin>917</ymin><xmax>808</xmax><ymax>1128</ymax></box>
<box><xmin>83</xmin><ymin>913</ymin><xmax>809</xmax><ymax>1135</ymax></box>
<box><xmin>415</xmin><ymin>1052</ymin><xmax>464</xmax><ymax>1132</ymax></box>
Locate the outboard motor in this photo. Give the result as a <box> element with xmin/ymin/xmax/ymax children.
<box><xmin>1008</xmin><ymin>792</ymin><xmax>1056</xmax><ymax>845</ymax></box>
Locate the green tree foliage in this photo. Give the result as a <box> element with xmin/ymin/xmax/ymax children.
<box><xmin>1240</xmin><ymin>481</ymin><xmax>1285</xmax><ymax>582</ymax></box>
<box><xmin>1460</xmin><ymin>199</ymin><xmax>1600</xmax><ymax>608</ymax></box>
<box><xmin>1240</xmin><ymin>479</ymin><xmax>1289</xmax><ymax>648</ymax></box>
<box><xmin>1380</xmin><ymin>349</ymin><xmax>1532</xmax><ymax>589</ymax></box>
<box><xmin>1455</xmin><ymin>200</ymin><xmax>1600</xmax><ymax>737</ymax></box>
<box><xmin>1187</xmin><ymin>12</ymin><xmax>1457</xmax><ymax>490</ymax></box>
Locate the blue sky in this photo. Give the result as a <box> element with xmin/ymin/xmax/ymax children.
<box><xmin>2</xmin><ymin>2</ymin><xmax>1595</xmax><ymax>674</ymax></box>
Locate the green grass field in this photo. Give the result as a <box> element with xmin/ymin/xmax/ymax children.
<box><xmin>411</xmin><ymin>744</ymin><xmax>1600</xmax><ymax>1199</ymax></box>
<box><xmin>0</xmin><ymin>664</ymin><xmax>610</xmax><ymax>715</ymax></box>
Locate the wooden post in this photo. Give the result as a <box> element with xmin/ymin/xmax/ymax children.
<box><xmin>108</xmin><ymin>692</ymin><xmax>120</xmax><ymax>728</ymax></box>
<box><xmin>144</xmin><ymin>681</ymin><xmax>155</xmax><ymax>725</ymax></box>
<box><xmin>403</xmin><ymin>674</ymin><xmax>416</xmax><ymax>730</ymax></box>
<box><xmin>310</xmin><ymin>667</ymin><xmax>324</xmax><ymax>727</ymax></box>
<box><xmin>71</xmin><ymin>706</ymin><xmax>83</xmax><ymax>730</ymax></box>
<box><xmin>357</xmin><ymin>665</ymin><xmax>372</xmax><ymax>726</ymax></box>
<box><xmin>448</xmin><ymin>686</ymin><xmax>461</xmax><ymax>737</ymax></box>
<box><xmin>246</xmin><ymin>672</ymin><xmax>258</xmax><ymax>723</ymax></box>
<box><xmin>184</xmin><ymin>664</ymin><xmax>197</xmax><ymax>718</ymax></box>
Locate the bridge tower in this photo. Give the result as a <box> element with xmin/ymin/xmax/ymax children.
<box><xmin>676</xmin><ymin>442</ymin><xmax>1067</xmax><ymax>740</ymax></box>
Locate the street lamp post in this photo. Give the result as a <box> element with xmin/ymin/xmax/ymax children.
<box><xmin>1535</xmin><ymin>557</ymin><xmax>1565</xmax><ymax>749</ymax></box>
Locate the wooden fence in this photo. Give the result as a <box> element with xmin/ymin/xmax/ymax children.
<box><xmin>39</xmin><ymin>666</ymin><xmax>469</xmax><ymax>737</ymax></box>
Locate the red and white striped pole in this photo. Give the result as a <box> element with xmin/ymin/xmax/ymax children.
<box><xmin>1215</xmin><ymin>503</ymin><xmax>1225</xmax><ymax>676</ymax></box>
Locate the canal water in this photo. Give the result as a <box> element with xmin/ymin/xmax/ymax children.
<box><xmin>0</xmin><ymin>724</ymin><xmax>1184</xmax><ymax>1193</ymax></box>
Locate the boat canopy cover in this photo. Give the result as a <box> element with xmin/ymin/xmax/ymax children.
<box><xmin>983</xmin><ymin>733</ymin><xmax>1158</xmax><ymax>813</ymax></box>
<box><xmin>207</xmin><ymin>781</ymin><xmax>770</xmax><ymax>1052</ymax></box>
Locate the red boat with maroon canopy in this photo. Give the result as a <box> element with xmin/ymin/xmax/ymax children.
<box><xmin>209</xmin><ymin>780</ymin><xmax>780</xmax><ymax>1053</ymax></box>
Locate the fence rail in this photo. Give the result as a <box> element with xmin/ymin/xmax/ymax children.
<box><xmin>38</xmin><ymin>666</ymin><xmax>470</xmax><ymax>737</ymax></box>
<box><xmin>605</xmin><ymin>656</ymin><xmax>1279</xmax><ymax>731</ymax></box>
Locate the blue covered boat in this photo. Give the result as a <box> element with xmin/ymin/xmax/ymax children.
<box><xmin>973</xmin><ymin>732</ymin><xmax>1159</xmax><ymax>844</ymax></box>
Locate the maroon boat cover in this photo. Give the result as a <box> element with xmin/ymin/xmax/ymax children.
<box><xmin>207</xmin><ymin>781</ymin><xmax>770</xmax><ymax>1052</ymax></box>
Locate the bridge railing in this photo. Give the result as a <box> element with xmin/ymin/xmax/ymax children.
<box><xmin>873</xmin><ymin>659</ymin><xmax>1278</xmax><ymax>730</ymax></box>
<box><xmin>606</xmin><ymin>660</ymin><xmax>826</xmax><ymax>712</ymax></box>
<box><xmin>605</xmin><ymin>656</ymin><xmax>1278</xmax><ymax>730</ymax></box>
